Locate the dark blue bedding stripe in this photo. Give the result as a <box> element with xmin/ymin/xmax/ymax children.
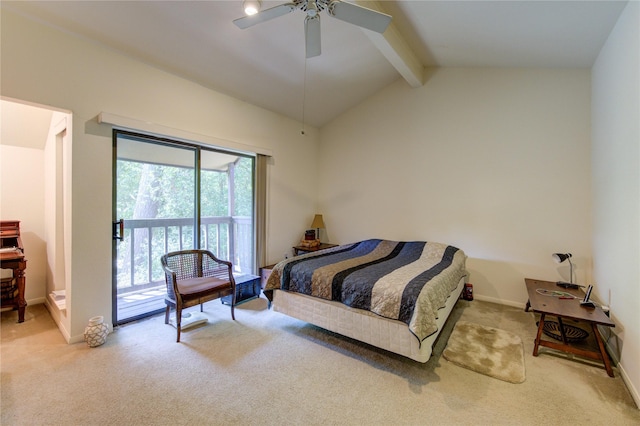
<box><xmin>398</xmin><ymin>245</ymin><xmax>459</xmax><ymax>325</ymax></box>
<box><xmin>331</xmin><ymin>241</ymin><xmax>408</xmax><ymax>301</ymax></box>
<box><xmin>280</xmin><ymin>241</ymin><xmax>364</xmax><ymax>291</ymax></box>
<box><xmin>339</xmin><ymin>241</ymin><xmax>427</xmax><ymax>309</ymax></box>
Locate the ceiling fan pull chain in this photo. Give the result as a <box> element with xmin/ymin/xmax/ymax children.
<box><xmin>301</xmin><ymin>57</ymin><xmax>307</xmax><ymax>135</ymax></box>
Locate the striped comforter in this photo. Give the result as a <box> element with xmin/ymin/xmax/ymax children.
<box><xmin>264</xmin><ymin>239</ymin><xmax>467</xmax><ymax>342</ymax></box>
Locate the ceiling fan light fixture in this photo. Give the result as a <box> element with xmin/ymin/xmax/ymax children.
<box><xmin>233</xmin><ymin>0</ymin><xmax>392</xmax><ymax>56</ymax></box>
<box><xmin>243</xmin><ymin>0</ymin><xmax>261</xmax><ymax>16</ymax></box>
<box><xmin>306</xmin><ymin>1</ymin><xmax>318</xmax><ymax>17</ymax></box>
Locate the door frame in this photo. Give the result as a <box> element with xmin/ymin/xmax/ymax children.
<box><xmin>112</xmin><ymin>129</ymin><xmax>256</xmax><ymax>325</ymax></box>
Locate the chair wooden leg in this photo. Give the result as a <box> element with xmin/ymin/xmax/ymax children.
<box><xmin>231</xmin><ymin>291</ymin><xmax>236</xmax><ymax>320</ymax></box>
<box><xmin>176</xmin><ymin>305</ymin><xmax>182</xmax><ymax>343</ymax></box>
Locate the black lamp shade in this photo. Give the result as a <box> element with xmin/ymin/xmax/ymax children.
<box><xmin>552</xmin><ymin>253</ymin><xmax>572</xmax><ymax>263</ymax></box>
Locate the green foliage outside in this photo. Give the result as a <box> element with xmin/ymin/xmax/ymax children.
<box><xmin>117</xmin><ymin>156</ymin><xmax>253</xmax><ymax>218</ymax></box>
<box><xmin>116</xmin><ymin>153</ymin><xmax>254</xmax><ymax>290</ymax></box>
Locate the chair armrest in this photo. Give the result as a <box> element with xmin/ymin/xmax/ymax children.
<box><xmin>161</xmin><ymin>263</ymin><xmax>177</xmax><ymax>277</ymax></box>
<box><xmin>201</xmin><ymin>251</ymin><xmax>236</xmax><ymax>287</ymax></box>
<box><xmin>160</xmin><ymin>255</ymin><xmax>181</xmax><ymax>300</ymax></box>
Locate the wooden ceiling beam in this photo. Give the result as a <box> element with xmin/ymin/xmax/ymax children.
<box><xmin>355</xmin><ymin>0</ymin><xmax>424</xmax><ymax>87</ymax></box>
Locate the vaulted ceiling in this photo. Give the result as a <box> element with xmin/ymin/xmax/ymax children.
<box><xmin>2</xmin><ymin>1</ymin><xmax>628</xmax><ymax>128</ymax></box>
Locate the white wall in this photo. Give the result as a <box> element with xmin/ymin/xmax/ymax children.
<box><xmin>1</xmin><ymin>9</ymin><xmax>319</xmax><ymax>341</ymax></box>
<box><xmin>319</xmin><ymin>68</ymin><xmax>592</xmax><ymax>306</ymax></box>
<box><xmin>0</xmin><ymin>144</ymin><xmax>47</xmax><ymax>305</ymax></box>
<box><xmin>592</xmin><ymin>1</ymin><xmax>640</xmax><ymax>407</ymax></box>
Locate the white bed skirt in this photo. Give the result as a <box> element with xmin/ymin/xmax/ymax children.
<box><xmin>272</xmin><ymin>276</ymin><xmax>465</xmax><ymax>363</ymax></box>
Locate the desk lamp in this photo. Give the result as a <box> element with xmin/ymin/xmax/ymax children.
<box><xmin>552</xmin><ymin>252</ymin><xmax>579</xmax><ymax>288</ymax></box>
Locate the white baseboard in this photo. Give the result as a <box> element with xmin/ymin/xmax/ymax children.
<box><xmin>599</xmin><ymin>325</ymin><xmax>640</xmax><ymax>410</ymax></box>
<box><xmin>618</xmin><ymin>364</ymin><xmax>640</xmax><ymax>410</ymax></box>
<box><xmin>28</xmin><ymin>296</ymin><xmax>46</xmax><ymax>305</ymax></box>
<box><xmin>473</xmin><ymin>294</ymin><xmax>526</xmax><ymax>310</ymax></box>
<box><xmin>618</xmin><ymin>361</ymin><xmax>640</xmax><ymax>409</ymax></box>
<box><xmin>43</xmin><ymin>299</ymin><xmax>71</xmax><ymax>343</ymax></box>
<box><xmin>1</xmin><ymin>298</ymin><xmax>46</xmax><ymax>312</ymax></box>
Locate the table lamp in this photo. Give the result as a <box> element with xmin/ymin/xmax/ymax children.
<box><xmin>552</xmin><ymin>252</ymin><xmax>579</xmax><ymax>288</ymax></box>
<box><xmin>310</xmin><ymin>214</ymin><xmax>325</xmax><ymax>241</ymax></box>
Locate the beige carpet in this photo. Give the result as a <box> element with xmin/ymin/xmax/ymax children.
<box><xmin>2</xmin><ymin>298</ymin><xmax>640</xmax><ymax>425</ymax></box>
<box><xmin>443</xmin><ymin>320</ymin><xmax>526</xmax><ymax>383</ymax></box>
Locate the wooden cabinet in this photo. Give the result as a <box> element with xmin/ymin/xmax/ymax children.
<box><xmin>0</xmin><ymin>221</ymin><xmax>27</xmax><ymax>322</ymax></box>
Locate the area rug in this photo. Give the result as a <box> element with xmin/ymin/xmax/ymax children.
<box><xmin>443</xmin><ymin>320</ymin><xmax>526</xmax><ymax>383</ymax></box>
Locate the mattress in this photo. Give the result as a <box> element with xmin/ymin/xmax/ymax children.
<box><xmin>271</xmin><ymin>276</ymin><xmax>465</xmax><ymax>362</ymax></box>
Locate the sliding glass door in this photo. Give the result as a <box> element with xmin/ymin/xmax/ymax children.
<box><xmin>112</xmin><ymin>131</ymin><xmax>255</xmax><ymax>325</ymax></box>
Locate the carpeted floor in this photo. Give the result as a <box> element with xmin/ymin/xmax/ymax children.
<box><xmin>2</xmin><ymin>296</ymin><xmax>639</xmax><ymax>425</ymax></box>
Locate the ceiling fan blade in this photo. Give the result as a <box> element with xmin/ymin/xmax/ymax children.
<box><xmin>233</xmin><ymin>3</ymin><xmax>296</xmax><ymax>29</ymax></box>
<box><xmin>328</xmin><ymin>1</ymin><xmax>392</xmax><ymax>33</ymax></box>
<box><xmin>305</xmin><ymin>15</ymin><xmax>321</xmax><ymax>58</ymax></box>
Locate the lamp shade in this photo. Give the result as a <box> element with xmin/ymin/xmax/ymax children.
<box><xmin>552</xmin><ymin>252</ymin><xmax>574</xmax><ymax>284</ymax></box>
<box><xmin>310</xmin><ymin>214</ymin><xmax>325</xmax><ymax>229</ymax></box>
<box><xmin>552</xmin><ymin>253</ymin><xmax>572</xmax><ymax>263</ymax></box>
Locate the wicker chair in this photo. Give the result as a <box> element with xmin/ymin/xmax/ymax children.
<box><xmin>160</xmin><ymin>249</ymin><xmax>236</xmax><ymax>342</ymax></box>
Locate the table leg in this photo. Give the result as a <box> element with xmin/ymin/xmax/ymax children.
<box><xmin>557</xmin><ymin>316</ymin><xmax>568</xmax><ymax>345</ymax></box>
<box><xmin>591</xmin><ymin>322</ymin><xmax>614</xmax><ymax>377</ymax></box>
<box><xmin>15</xmin><ymin>268</ymin><xmax>27</xmax><ymax>323</ymax></box>
<box><xmin>533</xmin><ymin>313</ymin><xmax>546</xmax><ymax>356</ymax></box>
<box><xmin>525</xmin><ymin>299</ymin><xmax>530</xmax><ymax>312</ymax></box>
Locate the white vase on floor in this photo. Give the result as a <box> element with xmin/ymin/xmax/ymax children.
<box><xmin>84</xmin><ymin>315</ymin><xmax>109</xmax><ymax>347</ymax></box>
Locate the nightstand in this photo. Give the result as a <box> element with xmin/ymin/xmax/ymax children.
<box><xmin>260</xmin><ymin>264</ymin><xmax>277</xmax><ymax>289</ymax></box>
<box><xmin>293</xmin><ymin>243</ymin><xmax>338</xmax><ymax>256</ymax></box>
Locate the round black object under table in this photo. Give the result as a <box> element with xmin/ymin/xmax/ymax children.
<box><xmin>542</xmin><ymin>321</ymin><xmax>589</xmax><ymax>342</ymax></box>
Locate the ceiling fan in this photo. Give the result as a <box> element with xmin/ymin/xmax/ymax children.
<box><xmin>233</xmin><ymin>0</ymin><xmax>392</xmax><ymax>58</ymax></box>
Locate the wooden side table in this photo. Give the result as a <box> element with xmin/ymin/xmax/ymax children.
<box><xmin>260</xmin><ymin>264</ymin><xmax>277</xmax><ymax>289</ymax></box>
<box><xmin>293</xmin><ymin>243</ymin><xmax>338</xmax><ymax>256</ymax></box>
<box><xmin>524</xmin><ymin>278</ymin><xmax>615</xmax><ymax>377</ymax></box>
<box><xmin>260</xmin><ymin>264</ymin><xmax>281</xmax><ymax>308</ymax></box>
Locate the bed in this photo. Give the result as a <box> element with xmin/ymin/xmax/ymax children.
<box><xmin>263</xmin><ymin>239</ymin><xmax>468</xmax><ymax>362</ymax></box>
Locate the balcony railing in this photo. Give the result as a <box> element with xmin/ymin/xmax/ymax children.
<box><xmin>116</xmin><ymin>216</ymin><xmax>254</xmax><ymax>294</ymax></box>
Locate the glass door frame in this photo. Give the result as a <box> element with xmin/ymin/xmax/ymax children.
<box><xmin>112</xmin><ymin>129</ymin><xmax>256</xmax><ymax>326</ymax></box>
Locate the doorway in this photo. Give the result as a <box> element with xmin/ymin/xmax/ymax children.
<box><xmin>112</xmin><ymin>130</ymin><xmax>255</xmax><ymax>324</ymax></box>
<box><xmin>1</xmin><ymin>98</ymin><xmax>72</xmax><ymax>333</ymax></box>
